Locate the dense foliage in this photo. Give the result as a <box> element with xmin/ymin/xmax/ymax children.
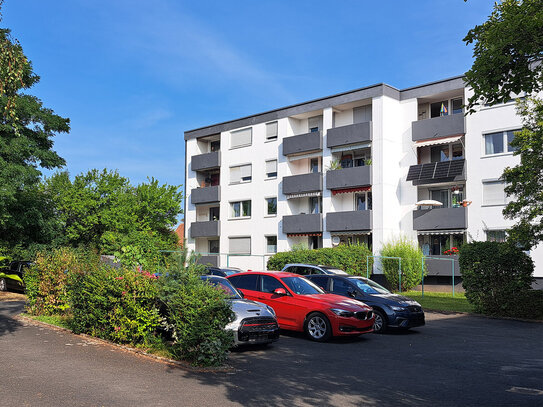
<box><xmin>266</xmin><ymin>244</ymin><xmax>374</xmax><ymax>276</ymax></box>
<box><xmin>459</xmin><ymin>241</ymin><xmax>537</xmax><ymax>317</ymax></box>
<box><xmin>379</xmin><ymin>237</ymin><xmax>425</xmax><ymax>292</ymax></box>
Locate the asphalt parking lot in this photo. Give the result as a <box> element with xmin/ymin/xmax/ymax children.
<box><xmin>1</xmin><ymin>301</ymin><xmax>542</xmax><ymax>407</ymax></box>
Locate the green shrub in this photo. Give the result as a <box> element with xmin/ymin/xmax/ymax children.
<box><xmin>459</xmin><ymin>241</ymin><xmax>535</xmax><ymax>317</ymax></box>
<box><xmin>266</xmin><ymin>244</ymin><xmax>373</xmax><ymax>276</ymax></box>
<box><xmin>380</xmin><ymin>237</ymin><xmax>425</xmax><ymax>291</ymax></box>
<box><xmin>25</xmin><ymin>247</ymin><xmax>95</xmax><ymax>315</ymax></box>
<box><xmin>158</xmin><ymin>250</ymin><xmax>234</xmax><ymax>367</ymax></box>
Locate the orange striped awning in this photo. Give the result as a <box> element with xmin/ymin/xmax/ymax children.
<box><xmin>332</xmin><ymin>186</ymin><xmax>371</xmax><ymax>195</ymax></box>
<box><xmin>287</xmin><ymin>233</ymin><xmax>322</xmax><ymax>237</ymax></box>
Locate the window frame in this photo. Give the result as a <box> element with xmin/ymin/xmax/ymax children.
<box><xmin>228</xmin><ymin>236</ymin><xmax>252</xmax><ymax>255</ymax></box>
<box><xmin>229</xmin><ymin>163</ymin><xmax>252</xmax><ymax>185</ymax></box>
<box><xmin>265</xmin><ymin>235</ymin><xmax>277</xmax><ymax>254</ymax></box>
<box><xmin>265</xmin><ymin>197</ymin><xmax>277</xmax><ymax>216</ymax></box>
<box><xmin>482</xmin><ymin>180</ymin><xmax>506</xmax><ymax>206</ymax></box>
<box><xmin>230</xmin><ymin>127</ymin><xmax>252</xmax><ymax>149</ymax></box>
<box><xmin>265</xmin><ymin>159</ymin><xmax>278</xmax><ymax>179</ymax></box>
<box><xmin>230</xmin><ymin>200</ymin><xmax>252</xmax><ymax>219</ymax></box>
<box><xmin>482</xmin><ymin>128</ymin><xmax>521</xmax><ymax>157</ymax></box>
<box><xmin>265</xmin><ymin>121</ymin><xmax>278</xmax><ymax>142</ymax></box>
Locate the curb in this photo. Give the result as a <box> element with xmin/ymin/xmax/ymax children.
<box><xmin>16</xmin><ymin>315</ymin><xmax>234</xmax><ymax>373</ymax></box>
<box><xmin>425</xmin><ymin>309</ymin><xmax>543</xmax><ymax>323</ymax></box>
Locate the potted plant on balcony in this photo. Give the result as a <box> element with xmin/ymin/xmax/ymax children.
<box><xmin>327</xmin><ymin>160</ymin><xmax>342</xmax><ymax>171</ymax></box>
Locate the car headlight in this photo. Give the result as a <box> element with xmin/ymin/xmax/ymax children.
<box><xmin>391</xmin><ymin>306</ymin><xmax>406</xmax><ymax>312</ymax></box>
<box><xmin>266</xmin><ymin>305</ymin><xmax>276</xmax><ymax>317</ymax></box>
<box><xmin>330</xmin><ymin>308</ymin><xmax>355</xmax><ymax>317</ymax></box>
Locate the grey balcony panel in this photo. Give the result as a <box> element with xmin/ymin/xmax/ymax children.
<box><xmin>283</xmin><ymin>173</ymin><xmax>322</xmax><ymax>195</ymax></box>
<box><xmin>424</xmin><ymin>255</ymin><xmax>461</xmax><ymax>276</ymax></box>
<box><xmin>326</xmin><ymin>210</ymin><xmax>372</xmax><ymax>232</ymax></box>
<box><xmin>190</xmin><ymin>221</ymin><xmax>220</xmax><ymax>238</ymax></box>
<box><xmin>412</xmin><ymin>114</ymin><xmax>465</xmax><ymax>141</ymax></box>
<box><xmin>191</xmin><ymin>185</ymin><xmax>220</xmax><ymax>205</ymax></box>
<box><xmin>283</xmin><ymin>213</ymin><xmax>323</xmax><ymax>235</ymax></box>
<box><xmin>192</xmin><ymin>151</ymin><xmax>220</xmax><ymax>171</ymax></box>
<box><xmin>326</xmin><ymin>166</ymin><xmax>372</xmax><ymax>190</ymax></box>
<box><xmin>413</xmin><ymin>207</ymin><xmax>467</xmax><ymax>231</ymax></box>
<box><xmin>283</xmin><ymin>131</ymin><xmax>322</xmax><ymax>156</ymax></box>
<box><xmin>197</xmin><ymin>255</ymin><xmax>219</xmax><ymax>267</ymax></box>
<box><xmin>327</xmin><ymin>122</ymin><xmax>372</xmax><ymax>148</ymax></box>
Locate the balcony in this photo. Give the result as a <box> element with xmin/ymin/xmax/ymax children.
<box><xmin>327</xmin><ymin>122</ymin><xmax>372</xmax><ymax>148</ymax></box>
<box><xmin>413</xmin><ymin>207</ymin><xmax>467</xmax><ymax>231</ymax></box>
<box><xmin>197</xmin><ymin>255</ymin><xmax>219</xmax><ymax>267</ymax></box>
<box><xmin>192</xmin><ymin>151</ymin><xmax>220</xmax><ymax>172</ymax></box>
<box><xmin>326</xmin><ymin>210</ymin><xmax>372</xmax><ymax>232</ymax></box>
<box><xmin>283</xmin><ymin>131</ymin><xmax>322</xmax><ymax>156</ymax></box>
<box><xmin>424</xmin><ymin>255</ymin><xmax>461</xmax><ymax>276</ymax></box>
<box><xmin>412</xmin><ymin>114</ymin><xmax>464</xmax><ymax>142</ymax></box>
<box><xmin>326</xmin><ymin>165</ymin><xmax>371</xmax><ymax>190</ymax></box>
<box><xmin>282</xmin><ymin>173</ymin><xmax>322</xmax><ymax>195</ymax></box>
<box><xmin>190</xmin><ymin>221</ymin><xmax>220</xmax><ymax>238</ymax></box>
<box><xmin>407</xmin><ymin>159</ymin><xmax>465</xmax><ymax>185</ymax></box>
<box><xmin>283</xmin><ymin>213</ymin><xmax>323</xmax><ymax>235</ymax></box>
<box><xmin>191</xmin><ymin>185</ymin><xmax>220</xmax><ymax>205</ymax></box>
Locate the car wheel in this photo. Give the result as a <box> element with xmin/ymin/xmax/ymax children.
<box><xmin>373</xmin><ymin>310</ymin><xmax>387</xmax><ymax>333</ymax></box>
<box><xmin>304</xmin><ymin>312</ymin><xmax>332</xmax><ymax>342</ymax></box>
<box><xmin>0</xmin><ymin>278</ymin><xmax>6</xmax><ymax>291</ymax></box>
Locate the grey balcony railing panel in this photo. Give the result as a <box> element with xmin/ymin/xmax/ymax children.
<box><xmin>283</xmin><ymin>213</ymin><xmax>323</xmax><ymax>235</ymax></box>
<box><xmin>283</xmin><ymin>131</ymin><xmax>322</xmax><ymax>156</ymax></box>
<box><xmin>326</xmin><ymin>210</ymin><xmax>372</xmax><ymax>232</ymax></box>
<box><xmin>412</xmin><ymin>114</ymin><xmax>465</xmax><ymax>141</ymax></box>
<box><xmin>197</xmin><ymin>255</ymin><xmax>219</xmax><ymax>267</ymax></box>
<box><xmin>190</xmin><ymin>221</ymin><xmax>220</xmax><ymax>238</ymax></box>
<box><xmin>424</xmin><ymin>255</ymin><xmax>461</xmax><ymax>276</ymax></box>
<box><xmin>191</xmin><ymin>185</ymin><xmax>220</xmax><ymax>205</ymax></box>
<box><xmin>282</xmin><ymin>173</ymin><xmax>322</xmax><ymax>195</ymax></box>
<box><xmin>327</xmin><ymin>122</ymin><xmax>372</xmax><ymax>148</ymax></box>
<box><xmin>407</xmin><ymin>159</ymin><xmax>465</xmax><ymax>185</ymax></box>
<box><xmin>192</xmin><ymin>151</ymin><xmax>220</xmax><ymax>171</ymax></box>
<box><xmin>413</xmin><ymin>207</ymin><xmax>467</xmax><ymax>231</ymax></box>
<box><xmin>326</xmin><ymin>165</ymin><xmax>372</xmax><ymax>190</ymax></box>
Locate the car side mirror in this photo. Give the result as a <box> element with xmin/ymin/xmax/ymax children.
<box><xmin>273</xmin><ymin>288</ymin><xmax>287</xmax><ymax>296</ymax></box>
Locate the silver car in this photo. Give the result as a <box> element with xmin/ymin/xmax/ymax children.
<box><xmin>200</xmin><ymin>275</ymin><xmax>279</xmax><ymax>346</ymax></box>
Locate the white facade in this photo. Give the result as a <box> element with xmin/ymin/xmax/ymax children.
<box><xmin>184</xmin><ymin>76</ymin><xmax>543</xmax><ymax>279</ymax></box>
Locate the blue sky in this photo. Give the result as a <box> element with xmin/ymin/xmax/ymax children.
<box><xmin>3</xmin><ymin>0</ymin><xmax>494</xmax><ymax>190</ymax></box>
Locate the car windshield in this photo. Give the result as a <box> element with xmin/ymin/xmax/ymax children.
<box><xmin>281</xmin><ymin>277</ymin><xmax>324</xmax><ymax>295</ymax></box>
<box><xmin>350</xmin><ymin>277</ymin><xmax>390</xmax><ymax>295</ymax></box>
<box><xmin>204</xmin><ymin>279</ymin><xmax>242</xmax><ymax>299</ymax></box>
<box><xmin>222</xmin><ymin>270</ymin><xmax>239</xmax><ymax>276</ymax></box>
<box><xmin>319</xmin><ymin>266</ymin><xmax>347</xmax><ymax>274</ymax></box>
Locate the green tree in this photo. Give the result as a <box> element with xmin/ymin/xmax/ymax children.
<box><xmin>463</xmin><ymin>0</ymin><xmax>543</xmax><ymax>112</ymax></box>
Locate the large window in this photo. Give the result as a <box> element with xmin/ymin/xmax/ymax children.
<box><xmin>482</xmin><ymin>180</ymin><xmax>506</xmax><ymax>205</ymax></box>
<box><xmin>231</xmin><ymin>128</ymin><xmax>252</xmax><ymax>149</ymax></box>
<box><xmin>309</xmin><ymin>196</ymin><xmax>321</xmax><ymax>214</ymax></box>
<box><xmin>265</xmin><ymin>160</ymin><xmax>277</xmax><ymax>178</ymax></box>
<box><xmin>229</xmin><ymin>236</ymin><xmax>251</xmax><ymax>255</ymax></box>
<box><xmin>230</xmin><ymin>200</ymin><xmax>251</xmax><ymax>218</ymax></box>
<box><xmin>355</xmin><ymin>192</ymin><xmax>372</xmax><ymax>210</ymax></box>
<box><xmin>230</xmin><ymin>164</ymin><xmax>252</xmax><ymax>184</ymax></box>
<box><xmin>266</xmin><ymin>122</ymin><xmax>278</xmax><ymax>141</ymax></box>
<box><xmin>484</xmin><ymin>129</ymin><xmax>520</xmax><ymax>155</ymax></box>
<box><xmin>486</xmin><ymin>230</ymin><xmax>507</xmax><ymax>243</ymax></box>
<box><xmin>209</xmin><ymin>240</ymin><xmax>219</xmax><ymax>254</ymax></box>
<box><xmin>266</xmin><ymin>236</ymin><xmax>277</xmax><ymax>254</ymax></box>
<box><xmin>266</xmin><ymin>197</ymin><xmax>277</xmax><ymax>216</ymax></box>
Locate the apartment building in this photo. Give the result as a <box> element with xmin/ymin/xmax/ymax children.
<box><xmin>184</xmin><ymin>75</ymin><xmax>543</xmax><ymax>282</ymax></box>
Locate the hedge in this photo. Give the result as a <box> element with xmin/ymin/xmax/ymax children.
<box><xmin>380</xmin><ymin>237</ymin><xmax>425</xmax><ymax>291</ymax></box>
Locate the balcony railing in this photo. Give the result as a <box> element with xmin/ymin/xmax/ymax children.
<box><xmin>283</xmin><ymin>213</ymin><xmax>323</xmax><ymax>235</ymax></box>
<box><xmin>412</xmin><ymin>114</ymin><xmax>464</xmax><ymax>142</ymax></box>
<box><xmin>283</xmin><ymin>131</ymin><xmax>322</xmax><ymax>156</ymax></box>
<box><xmin>326</xmin><ymin>210</ymin><xmax>372</xmax><ymax>232</ymax></box>
<box><xmin>326</xmin><ymin>165</ymin><xmax>371</xmax><ymax>190</ymax></box>
<box><xmin>282</xmin><ymin>173</ymin><xmax>322</xmax><ymax>195</ymax></box>
<box><xmin>413</xmin><ymin>207</ymin><xmax>467</xmax><ymax>231</ymax></box>
<box><xmin>192</xmin><ymin>151</ymin><xmax>220</xmax><ymax>172</ymax></box>
<box><xmin>191</xmin><ymin>185</ymin><xmax>220</xmax><ymax>205</ymax></box>
<box><xmin>327</xmin><ymin>122</ymin><xmax>372</xmax><ymax>148</ymax></box>
<box><xmin>424</xmin><ymin>255</ymin><xmax>461</xmax><ymax>276</ymax></box>
<box><xmin>407</xmin><ymin>159</ymin><xmax>465</xmax><ymax>185</ymax></box>
<box><xmin>197</xmin><ymin>255</ymin><xmax>219</xmax><ymax>267</ymax></box>
<box><xmin>190</xmin><ymin>221</ymin><xmax>220</xmax><ymax>238</ymax></box>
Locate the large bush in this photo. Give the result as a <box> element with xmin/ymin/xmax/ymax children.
<box><xmin>267</xmin><ymin>244</ymin><xmax>373</xmax><ymax>276</ymax></box>
<box><xmin>68</xmin><ymin>265</ymin><xmax>161</xmax><ymax>344</ymax></box>
<box><xmin>158</xmin><ymin>251</ymin><xmax>234</xmax><ymax>367</ymax></box>
<box><xmin>459</xmin><ymin>241</ymin><xmax>535</xmax><ymax>317</ymax></box>
<box><xmin>380</xmin><ymin>237</ymin><xmax>425</xmax><ymax>291</ymax></box>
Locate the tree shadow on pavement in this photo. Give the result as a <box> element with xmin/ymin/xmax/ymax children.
<box><xmin>0</xmin><ymin>301</ymin><xmax>25</xmax><ymax>337</ymax></box>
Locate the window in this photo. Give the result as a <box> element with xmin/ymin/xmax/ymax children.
<box><xmin>230</xmin><ymin>164</ymin><xmax>252</xmax><ymax>184</ymax></box>
<box><xmin>231</xmin><ymin>128</ymin><xmax>252</xmax><ymax>149</ymax></box>
<box><xmin>308</xmin><ymin>115</ymin><xmax>322</xmax><ymax>132</ymax></box>
<box><xmin>265</xmin><ymin>160</ymin><xmax>277</xmax><ymax>178</ymax></box>
<box><xmin>210</xmin><ymin>140</ymin><xmax>220</xmax><ymax>152</ymax></box>
<box><xmin>310</xmin><ymin>158</ymin><xmax>319</xmax><ymax>173</ymax></box>
<box><xmin>482</xmin><ymin>181</ymin><xmax>506</xmax><ymax>205</ymax></box>
<box><xmin>452</xmin><ymin>98</ymin><xmax>463</xmax><ymax>114</ymax></box>
<box><xmin>209</xmin><ymin>240</ymin><xmax>219</xmax><ymax>254</ymax></box>
<box><xmin>331</xmin><ymin>278</ymin><xmax>353</xmax><ymax>296</ymax></box>
<box><xmin>266</xmin><ymin>122</ymin><xmax>278</xmax><ymax>141</ymax></box>
<box><xmin>266</xmin><ymin>236</ymin><xmax>277</xmax><ymax>254</ymax></box>
<box><xmin>266</xmin><ymin>197</ymin><xmax>277</xmax><ymax>215</ymax></box>
<box><xmin>209</xmin><ymin>207</ymin><xmax>220</xmax><ymax>221</ymax></box>
<box><xmin>260</xmin><ymin>275</ymin><xmax>284</xmax><ymax>293</ymax></box>
<box><xmin>452</xmin><ymin>143</ymin><xmax>464</xmax><ymax>160</ymax></box>
<box><xmin>229</xmin><ymin>236</ymin><xmax>251</xmax><ymax>254</ymax></box>
<box><xmin>309</xmin><ymin>196</ymin><xmax>321</xmax><ymax>214</ymax></box>
<box><xmin>430</xmin><ymin>145</ymin><xmax>450</xmax><ymax>162</ymax></box>
<box><xmin>231</xmin><ymin>273</ymin><xmax>257</xmax><ymax>290</ymax></box>
<box><xmin>431</xmin><ymin>100</ymin><xmax>449</xmax><ymax>118</ymax></box>
<box><xmin>355</xmin><ymin>192</ymin><xmax>372</xmax><ymax>211</ymax></box>
<box><xmin>230</xmin><ymin>200</ymin><xmax>251</xmax><ymax>218</ymax></box>
<box><xmin>309</xmin><ymin>276</ymin><xmax>329</xmax><ymax>291</ymax></box>
<box><xmin>431</xmin><ymin>189</ymin><xmax>449</xmax><ymax>208</ymax></box>
<box><xmin>353</xmin><ymin>105</ymin><xmax>372</xmax><ymax>123</ymax></box>
<box><xmin>486</xmin><ymin>230</ymin><xmax>507</xmax><ymax>243</ymax></box>
<box><xmin>484</xmin><ymin>129</ymin><xmax>521</xmax><ymax>155</ymax></box>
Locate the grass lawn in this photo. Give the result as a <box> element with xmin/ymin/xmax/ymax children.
<box><xmin>402</xmin><ymin>291</ymin><xmax>475</xmax><ymax>313</ymax></box>
<box><xmin>22</xmin><ymin>313</ymin><xmax>73</xmax><ymax>330</ymax></box>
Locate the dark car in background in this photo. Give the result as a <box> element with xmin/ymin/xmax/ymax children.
<box><xmin>205</xmin><ymin>267</ymin><xmax>244</xmax><ymax>277</ymax></box>
<box><xmin>304</xmin><ymin>274</ymin><xmax>425</xmax><ymax>333</ymax></box>
<box><xmin>0</xmin><ymin>261</ymin><xmax>32</xmax><ymax>292</ymax></box>
<box><xmin>281</xmin><ymin>264</ymin><xmax>348</xmax><ymax>276</ymax></box>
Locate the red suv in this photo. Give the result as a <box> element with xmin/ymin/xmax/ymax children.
<box><xmin>227</xmin><ymin>271</ymin><xmax>374</xmax><ymax>341</ymax></box>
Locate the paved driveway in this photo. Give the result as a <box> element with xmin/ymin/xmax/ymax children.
<box><xmin>1</xmin><ymin>301</ymin><xmax>542</xmax><ymax>407</ymax></box>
